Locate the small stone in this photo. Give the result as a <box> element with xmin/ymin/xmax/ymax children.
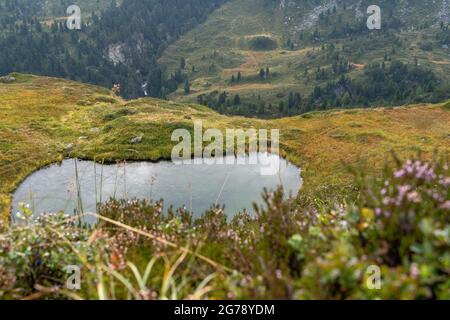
<box><xmin>64</xmin><ymin>143</ymin><xmax>74</xmax><ymax>151</ymax></box>
<box><xmin>90</xmin><ymin>127</ymin><xmax>100</xmax><ymax>133</ymax></box>
<box><xmin>0</xmin><ymin>75</ymin><xmax>16</xmax><ymax>83</ymax></box>
<box><xmin>130</xmin><ymin>135</ymin><xmax>143</xmax><ymax>144</ymax></box>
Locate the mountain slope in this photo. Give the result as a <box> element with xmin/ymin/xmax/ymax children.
<box><xmin>2</xmin><ymin>0</ymin><xmax>448</xmax><ymax>109</ymax></box>
<box><xmin>1</xmin><ymin>73</ymin><xmax>449</xmax><ymax>219</ymax></box>
<box><xmin>160</xmin><ymin>0</ymin><xmax>450</xmax><ymax>117</ymax></box>
<box><xmin>0</xmin><ymin>0</ymin><xmax>228</xmax><ymax>98</ymax></box>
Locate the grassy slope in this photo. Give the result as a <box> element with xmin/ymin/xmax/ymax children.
<box><xmin>159</xmin><ymin>0</ymin><xmax>287</xmax><ymax>103</ymax></box>
<box><xmin>1</xmin><ymin>74</ymin><xmax>449</xmax><ymax>220</ymax></box>
<box><xmin>159</xmin><ymin>0</ymin><xmax>450</xmax><ymax>106</ymax></box>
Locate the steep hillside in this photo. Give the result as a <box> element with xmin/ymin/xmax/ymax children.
<box><xmin>0</xmin><ymin>0</ymin><xmax>228</xmax><ymax>98</ymax></box>
<box><xmin>1</xmin><ymin>73</ymin><xmax>449</xmax><ymax>219</ymax></box>
<box><xmin>160</xmin><ymin>0</ymin><xmax>450</xmax><ymax>117</ymax></box>
<box><xmin>2</xmin><ymin>0</ymin><xmax>448</xmax><ymax>109</ymax></box>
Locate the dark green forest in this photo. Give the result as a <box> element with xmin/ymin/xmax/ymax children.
<box><xmin>0</xmin><ymin>0</ymin><xmax>228</xmax><ymax>98</ymax></box>
<box><xmin>199</xmin><ymin>59</ymin><xmax>450</xmax><ymax>118</ymax></box>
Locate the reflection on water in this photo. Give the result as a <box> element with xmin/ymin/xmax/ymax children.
<box><xmin>12</xmin><ymin>154</ymin><xmax>302</xmax><ymax>224</ymax></box>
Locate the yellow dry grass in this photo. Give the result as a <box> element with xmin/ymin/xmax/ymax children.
<box><xmin>1</xmin><ymin>74</ymin><xmax>449</xmax><ymax>221</ymax></box>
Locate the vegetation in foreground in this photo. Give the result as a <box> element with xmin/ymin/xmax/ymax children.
<box><xmin>0</xmin><ymin>74</ymin><xmax>449</xmax><ymax>299</ymax></box>
<box><xmin>0</xmin><ymin>156</ymin><xmax>448</xmax><ymax>300</ymax></box>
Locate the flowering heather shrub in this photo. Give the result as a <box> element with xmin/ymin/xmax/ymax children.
<box><xmin>223</xmin><ymin>156</ymin><xmax>449</xmax><ymax>299</ymax></box>
<box><xmin>0</xmin><ymin>156</ymin><xmax>448</xmax><ymax>299</ymax></box>
<box><xmin>352</xmin><ymin>156</ymin><xmax>450</xmax><ymax>298</ymax></box>
<box><xmin>297</xmin><ymin>156</ymin><xmax>449</xmax><ymax>299</ymax></box>
<box><xmin>359</xmin><ymin>157</ymin><xmax>449</xmax><ymax>265</ymax></box>
<box><xmin>0</xmin><ymin>213</ymin><xmax>94</xmax><ymax>298</ymax></box>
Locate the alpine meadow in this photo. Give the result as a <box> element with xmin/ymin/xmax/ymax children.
<box><xmin>0</xmin><ymin>0</ymin><xmax>449</xmax><ymax>305</ymax></box>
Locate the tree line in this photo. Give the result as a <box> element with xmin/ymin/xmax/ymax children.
<box><xmin>0</xmin><ymin>0</ymin><xmax>228</xmax><ymax>98</ymax></box>
<box><xmin>197</xmin><ymin>60</ymin><xmax>450</xmax><ymax>118</ymax></box>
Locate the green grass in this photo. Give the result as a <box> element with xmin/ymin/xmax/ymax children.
<box><xmin>1</xmin><ymin>73</ymin><xmax>449</xmax><ymax>221</ymax></box>
<box><xmin>159</xmin><ymin>0</ymin><xmax>450</xmax><ymax>108</ymax></box>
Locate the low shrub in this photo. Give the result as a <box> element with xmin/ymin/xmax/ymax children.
<box><xmin>0</xmin><ymin>156</ymin><xmax>448</xmax><ymax>299</ymax></box>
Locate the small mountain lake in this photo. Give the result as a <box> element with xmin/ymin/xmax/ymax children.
<box><xmin>12</xmin><ymin>154</ymin><xmax>302</xmax><ymax>223</ymax></box>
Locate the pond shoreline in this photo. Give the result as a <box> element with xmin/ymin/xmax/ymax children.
<box><xmin>11</xmin><ymin>154</ymin><xmax>302</xmax><ymax>222</ymax></box>
<box><xmin>5</xmin><ymin>146</ymin><xmax>299</xmax><ymax>219</ymax></box>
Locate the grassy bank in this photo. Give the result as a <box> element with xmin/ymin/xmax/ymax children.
<box><xmin>1</xmin><ymin>74</ymin><xmax>450</xmax><ymax>221</ymax></box>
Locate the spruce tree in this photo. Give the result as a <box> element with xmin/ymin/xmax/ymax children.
<box><xmin>184</xmin><ymin>80</ymin><xmax>190</xmax><ymax>94</ymax></box>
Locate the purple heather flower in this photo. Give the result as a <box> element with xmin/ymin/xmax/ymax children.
<box><xmin>407</xmin><ymin>191</ymin><xmax>422</xmax><ymax>203</ymax></box>
<box><xmin>397</xmin><ymin>185</ymin><xmax>411</xmax><ymax>201</ymax></box>
<box><xmin>440</xmin><ymin>201</ymin><xmax>450</xmax><ymax>210</ymax></box>
<box><xmin>394</xmin><ymin>170</ymin><xmax>405</xmax><ymax>178</ymax></box>
<box><xmin>275</xmin><ymin>269</ymin><xmax>283</xmax><ymax>280</ymax></box>
<box><xmin>439</xmin><ymin>177</ymin><xmax>450</xmax><ymax>188</ymax></box>
<box><xmin>375</xmin><ymin>208</ymin><xmax>382</xmax><ymax>217</ymax></box>
<box><xmin>410</xmin><ymin>263</ymin><xmax>420</xmax><ymax>278</ymax></box>
<box><xmin>406</xmin><ymin>165</ymin><xmax>414</xmax><ymax>174</ymax></box>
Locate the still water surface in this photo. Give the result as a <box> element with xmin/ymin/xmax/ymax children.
<box><xmin>12</xmin><ymin>154</ymin><xmax>302</xmax><ymax>223</ymax></box>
